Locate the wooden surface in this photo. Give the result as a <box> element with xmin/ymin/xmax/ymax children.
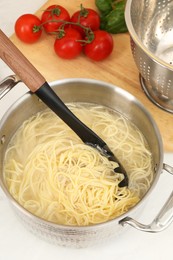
<box><xmin>10</xmin><ymin>0</ymin><xmax>173</xmax><ymax>152</ymax></box>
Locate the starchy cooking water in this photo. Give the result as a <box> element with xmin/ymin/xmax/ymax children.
<box><xmin>3</xmin><ymin>102</ymin><xmax>153</xmax><ymax>226</ymax></box>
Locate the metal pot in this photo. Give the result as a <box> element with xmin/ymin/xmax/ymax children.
<box><xmin>0</xmin><ymin>76</ymin><xmax>173</xmax><ymax>248</ymax></box>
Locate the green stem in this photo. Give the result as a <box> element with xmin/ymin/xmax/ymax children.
<box><xmin>39</xmin><ymin>19</ymin><xmax>95</xmax><ymax>44</ymax></box>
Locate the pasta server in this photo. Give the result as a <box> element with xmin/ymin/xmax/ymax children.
<box><xmin>0</xmin><ymin>29</ymin><xmax>128</xmax><ymax>187</ymax></box>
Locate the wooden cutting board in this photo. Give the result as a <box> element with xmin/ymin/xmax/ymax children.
<box><xmin>10</xmin><ymin>0</ymin><xmax>173</xmax><ymax>152</ymax></box>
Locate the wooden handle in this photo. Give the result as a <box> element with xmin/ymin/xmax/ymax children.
<box><xmin>0</xmin><ymin>29</ymin><xmax>45</xmax><ymax>92</ymax></box>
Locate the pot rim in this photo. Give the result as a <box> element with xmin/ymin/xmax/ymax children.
<box><xmin>0</xmin><ymin>77</ymin><xmax>164</xmax><ymax>230</ymax></box>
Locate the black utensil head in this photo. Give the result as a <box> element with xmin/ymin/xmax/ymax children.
<box><xmin>90</xmin><ymin>143</ymin><xmax>129</xmax><ymax>187</ymax></box>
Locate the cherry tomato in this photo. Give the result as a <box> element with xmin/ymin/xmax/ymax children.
<box><xmin>71</xmin><ymin>7</ymin><xmax>100</xmax><ymax>37</ymax></box>
<box><xmin>41</xmin><ymin>5</ymin><xmax>70</xmax><ymax>33</ymax></box>
<box><xmin>54</xmin><ymin>28</ymin><xmax>83</xmax><ymax>59</ymax></box>
<box><xmin>15</xmin><ymin>14</ymin><xmax>42</xmax><ymax>43</ymax></box>
<box><xmin>84</xmin><ymin>30</ymin><xmax>113</xmax><ymax>61</ymax></box>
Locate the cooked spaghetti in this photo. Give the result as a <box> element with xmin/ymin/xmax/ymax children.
<box><xmin>4</xmin><ymin>103</ymin><xmax>153</xmax><ymax>226</ymax></box>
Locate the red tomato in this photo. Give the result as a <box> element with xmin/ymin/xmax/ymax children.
<box><xmin>84</xmin><ymin>30</ymin><xmax>113</xmax><ymax>61</ymax></box>
<box><xmin>54</xmin><ymin>28</ymin><xmax>83</xmax><ymax>59</ymax></box>
<box><xmin>15</xmin><ymin>14</ymin><xmax>42</xmax><ymax>43</ymax></box>
<box><xmin>41</xmin><ymin>5</ymin><xmax>70</xmax><ymax>33</ymax></box>
<box><xmin>71</xmin><ymin>8</ymin><xmax>100</xmax><ymax>37</ymax></box>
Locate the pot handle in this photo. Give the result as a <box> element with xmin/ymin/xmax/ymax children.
<box><xmin>0</xmin><ymin>75</ymin><xmax>21</xmax><ymax>99</ymax></box>
<box><xmin>119</xmin><ymin>163</ymin><xmax>173</xmax><ymax>232</ymax></box>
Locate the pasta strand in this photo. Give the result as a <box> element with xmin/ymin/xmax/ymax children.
<box><xmin>4</xmin><ymin>103</ymin><xmax>153</xmax><ymax>226</ymax></box>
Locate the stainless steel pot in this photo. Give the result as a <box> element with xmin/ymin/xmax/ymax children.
<box><xmin>0</xmin><ymin>76</ymin><xmax>173</xmax><ymax>248</ymax></box>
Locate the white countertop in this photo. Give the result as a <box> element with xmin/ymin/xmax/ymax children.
<box><xmin>0</xmin><ymin>1</ymin><xmax>173</xmax><ymax>259</ymax></box>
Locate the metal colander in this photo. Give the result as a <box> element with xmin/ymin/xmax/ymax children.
<box><xmin>125</xmin><ymin>0</ymin><xmax>173</xmax><ymax>113</ymax></box>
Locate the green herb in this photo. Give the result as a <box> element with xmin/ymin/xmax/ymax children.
<box><xmin>95</xmin><ymin>0</ymin><xmax>114</xmax><ymax>16</ymax></box>
<box><xmin>95</xmin><ymin>0</ymin><xmax>128</xmax><ymax>34</ymax></box>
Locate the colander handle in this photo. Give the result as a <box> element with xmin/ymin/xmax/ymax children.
<box><xmin>119</xmin><ymin>163</ymin><xmax>173</xmax><ymax>232</ymax></box>
<box><xmin>0</xmin><ymin>75</ymin><xmax>21</xmax><ymax>99</ymax></box>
